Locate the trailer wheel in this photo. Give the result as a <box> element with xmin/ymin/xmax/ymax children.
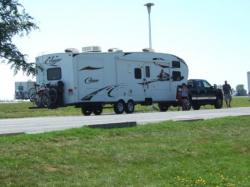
<box><xmin>93</xmin><ymin>107</ymin><xmax>103</xmax><ymax>115</ymax></box>
<box><xmin>192</xmin><ymin>104</ymin><xmax>200</xmax><ymax>110</ymax></box>
<box><xmin>114</xmin><ymin>100</ymin><xmax>125</xmax><ymax>114</ymax></box>
<box><xmin>158</xmin><ymin>103</ymin><xmax>169</xmax><ymax>112</ymax></box>
<box><xmin>81</xmin><ymin>107</ymin><xmax>92</xmax><ymax>116</ymax></box>
<box><xmin>125</xmin><ymin>100</ymin><xmax>135</xmax><ymax>114</ymax></box>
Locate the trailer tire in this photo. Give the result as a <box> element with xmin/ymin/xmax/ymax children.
<box><xmin>81</xmin><ymin>107</ymin><xmax>92</xmax><ymax>116</ymax></box>
<box><xmin>114</xmin><ymin>100</ymin><xmax>125</xmax><ymax>114</ymax></box>
<box><xmin>93</xmin><ymin>107</ymin><xmax>103</xmax><ymax>115</ymax></box>
<box><xmin>192</xmin><ymin>104</ymin><xmax>200</xmax><ymax>110</ymax></box>
<box><xmin>158</xmin><ymin>103</ymin><xmax>169</xmax><ymax>112</ymax></box>
<box><xmin>125</xmin><ymin>100</ymin><xmax>135</xmax><ymax>114</ymax></box>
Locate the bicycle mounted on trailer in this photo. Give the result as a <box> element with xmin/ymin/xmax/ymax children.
<box><xmin>29</xmin><ymin>81</ymin><xmax>64</xmax><ymax>108</ymax></box>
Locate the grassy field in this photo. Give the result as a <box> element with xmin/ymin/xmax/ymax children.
<box><xmin>0</xmin><ymin>96</ymin><xmax>250</xmax><ymax>119</ymax></box>
<box><xmin>0</xmin><ymin>116</ymin><xmax>249</xmax><ymax>186</ymax></box>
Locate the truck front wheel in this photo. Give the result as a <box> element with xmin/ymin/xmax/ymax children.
<box><xmin>214</xmin><ymin>97</ymin><xmax>223</xmax><ymax>109</ymax></box>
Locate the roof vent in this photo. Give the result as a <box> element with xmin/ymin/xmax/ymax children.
<box><xmin>65</xmin><ymin>48</ymin><xmax>79</xmax><ymax>54</ymax></box>
<box><xmin>142</xmin><ymin>48</ymin><xmax>154</xmax><ymax>52</ymax></box>
<box><xmin>82</xmin><ymin>46</ymin><xmax>102</xmax><ymax>53</ymax></box>
<box><xmin>108</xmin><ymin>48</ymin><xmax>123</xmax><ymax>52</ymax></box>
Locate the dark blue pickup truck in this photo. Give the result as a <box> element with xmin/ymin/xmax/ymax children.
<box><xmin>186</xmin><ymin>79</ymin><xmax>223</xmax><ymax>110</ymax></box>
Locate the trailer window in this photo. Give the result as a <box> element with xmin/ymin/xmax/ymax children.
<box><xmin>47</xmin><ymin>67</ymin><xmax>62</xmax><ymax>80</ymax></box>
<box><xmin>172</xmin><ymin>71</ymin><xmax>182</xmax><ymax>81</ymax></box>
<box><xmin>172</xmin><ymin>61</ymin><xmax>180</xmax><ymax>68</ymax></box>
<box><xmin>134</xmin><ymin>68</ymin><xmax>142</xmax><ymax>79</ymax></box>
<box><xmin>145</xmin><ymin>66</ymin><xmax>150</xmax><ymax>77</ymax></box>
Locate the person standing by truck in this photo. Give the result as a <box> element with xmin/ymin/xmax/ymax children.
<box><xmin>223</xmin><ymin>80</ymin><xmax>232</xmax><ymax>107</ymax></box>
<box><xmin>181</xmin><ymin>83</ymin><xmax>190</xmax><ymax>110</ymax></box>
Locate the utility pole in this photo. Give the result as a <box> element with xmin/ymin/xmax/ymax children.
<box><xmin>144</xmin><ymin>3</ymin><xmax>154</xmax><ymax>50</ymax></box>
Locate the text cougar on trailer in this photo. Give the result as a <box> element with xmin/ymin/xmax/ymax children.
<box><xmin>34</xmin><ymin>46</ymin><xmax>188</xmax><ymax>115</ymax></box>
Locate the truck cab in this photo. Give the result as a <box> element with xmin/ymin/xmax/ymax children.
<box><xmin>187</xmin><ymin>79</ymin><xmax>223</xmax><ymax>110</ymax></box>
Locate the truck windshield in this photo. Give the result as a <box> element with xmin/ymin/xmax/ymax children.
<box><xmin>203</xmin><ymin>80</ymin><xmax>211</xmax><ymax>88</ymax></box>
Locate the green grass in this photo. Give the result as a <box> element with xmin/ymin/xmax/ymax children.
<box><xmin>0</xmin><ymin>96</ymin><xmax>249</xmax><ymax>119</ymax></box>
<box><xmin>0</xmin><ymin>102</ymin><xmax>82</xmax><ymax>118</ymax></box>
<box><xmin>0</xmin><ymin>116</ymin><xmax>250</xmax><ymax>186</ymax></box>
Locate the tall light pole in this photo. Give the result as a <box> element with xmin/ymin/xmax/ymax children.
<box><xmin>144</xmin><ymin>3</ymin><xmax>154</xmax><ymax>50</ymax></box>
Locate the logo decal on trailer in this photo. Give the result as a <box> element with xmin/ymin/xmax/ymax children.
<box><xmin>44</xmin><ymin>56</ymin><xmax>62</xmax><ymax>66</ymax></box>
<box><xmin>107</xmin><ymin>85</ymin><xmax>119</xmax><ymax>97</ymax></box>
<box><xmin>80</xmin><ymin>66</ymin><xmax>104</xmax><ymax>71</ymax></box>
<box><xmin>84</xmin><ymin>77</ymin><xmax>99</xmax><ymax>84</ymax></box>
<box><xmin>81</xmin><ymin>85</ymin><xmax>120</xmax><ymax>101</ymax></box>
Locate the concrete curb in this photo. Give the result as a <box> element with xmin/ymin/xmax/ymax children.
<box><xmin>0</xmin><ymin>132</ymin><xmax>25</xmax><ymax>136</ymax></box>
<box><xmin>88</xmin><ymin>121</ymin><xmax>137</xmax><ymax>129</ymax></box>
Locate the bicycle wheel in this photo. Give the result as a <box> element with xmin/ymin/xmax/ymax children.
<box><xmin>28</xmin><ymin>88</ymin><xmax>36</xmax><ymax>102</ymax></box>
<box><xmin>41</xmin><ymin>93</ymin><xmax>50</xmax><ymax>108</ymax></box>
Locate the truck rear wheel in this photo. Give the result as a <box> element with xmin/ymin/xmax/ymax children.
<box><xmin>125</xmin><ymin>100</ymin><xmax>135</xmax><ymax>114</ymax></box>
<box><xmin>114</xmin><ymin>100</ymin><xmax>125</xmax><ymax>114</ymax></box>
<box><xmin>214</xmin><ymin>97</ymin><xmax>223</xmax><ymax>109</ymax></box>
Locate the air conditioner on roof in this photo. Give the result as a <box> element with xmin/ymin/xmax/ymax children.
<box><xmin>82</xmin><ymin>46</ymin><xmax>102</xmax><ymax>53</ymax></box>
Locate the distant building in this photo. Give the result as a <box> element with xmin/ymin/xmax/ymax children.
<box><xmin>248</xmin><ymin>72</ymin><xmax>250</xmax><ymax>94</ymax></box>
<box><xmin>15</xmin><ymin>81</ymin><xmax>35</xmax><ymax>100</ymax></box>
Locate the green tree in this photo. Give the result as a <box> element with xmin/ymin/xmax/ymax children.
<box><xmin>0</xmin><ymin>0</ymin><xmax>38</xmax><ymax>75</ymax></box>
<box><xmin>236</xmin><ymin>84</ymin><xmax>247</xmax><ymax>96</ymax></box>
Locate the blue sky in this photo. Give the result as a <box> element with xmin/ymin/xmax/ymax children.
<box><xmin>0</xmin><ymin>0</ymin><xmax>250</xmax><ymax>99</ymax></box>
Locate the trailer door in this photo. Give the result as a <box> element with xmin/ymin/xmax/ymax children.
<box><xmin>142</xmin><ymin>64</ymin><xmax>152</xmax><ymax>99</ymax></box>
<box><xmin>128</xmin><ymin>63</ymin><xmax>154</xmax><ymax>102</ymax></box>
<box><xmin>76</xmin><ymin>56</ymin><xmax>105</xmax><ymax>102</ymax></box>
<box><xmin>117</xmin><ymin>61</ymin><xmax>145</xmax><ymax>102</ymax></box>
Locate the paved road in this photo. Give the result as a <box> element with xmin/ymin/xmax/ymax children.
<box><xmin>0</xmin><ymin>107</ymin><xmax>250</xmax><ymax>135</ymax></box>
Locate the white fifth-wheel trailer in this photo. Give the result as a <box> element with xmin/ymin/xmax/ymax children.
<box><xmin>35</xmin><ymin>46</ymin><xmax>188</xmax><ymax>115</ymax></box>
